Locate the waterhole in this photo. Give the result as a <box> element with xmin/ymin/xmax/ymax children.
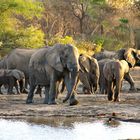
<box><xmin>0</xmin><ymin>118</ymin><xmax>140</xmax><ymax>140</ymax></box>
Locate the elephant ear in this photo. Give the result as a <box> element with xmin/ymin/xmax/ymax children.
<box><xmin>12</xmin><ymin>73</ymin><xmax>21</xmax><ymax>80</ymax></box>
<box><xmin>6</xmin><ymin>70</ymin><xmax>20</xmax><ymax>80</ymax></box>
<box><xmin>11</xmin><ymin>70</ymin><xmax>22</xmax><ymax>80</ymax></box>
<box><xmin>79</xmin><ymin>54</ymin><xmax>90</xmax><ymax>73</ymax></box>
<box><xmin>46</xmin><ymin>46</ymin><xmax>63</xmax><ymax>72</ymax></box>
<box><xmin>124</xmin><ymin>48</ymin><xmax>136</xmax><ymax>67</ymax></box>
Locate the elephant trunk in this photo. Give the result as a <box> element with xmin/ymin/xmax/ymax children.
<box><xmin>63</xmin><ymin>67</ymin><xmax>78</xmax><ymax>103</ymax></box>
<box><xmin>19</xmin><ymin>78</ymin><xmax>25</xmax><ymax>93</ymax></box>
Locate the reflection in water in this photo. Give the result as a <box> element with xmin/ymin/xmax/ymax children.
<box><xmin>0</xmin><ymin>118</ymin><xmax>140</xmax><ymax>140</ymax></box>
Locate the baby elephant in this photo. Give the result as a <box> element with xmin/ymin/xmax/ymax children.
<box><xmin>103</xmin><ymin>60</ymin><xmax>130</xmax><ymax>102</ymax></box>
<box><xmin>0</xmin><ymin>69</ymin><xmax>25</xmax><ymax>94</ymax></box>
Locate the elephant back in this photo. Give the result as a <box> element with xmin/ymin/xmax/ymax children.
<box><xmin>6</xmin><ymin>69</ymin><xmax>25</xmax><ymax>80</ymax></box>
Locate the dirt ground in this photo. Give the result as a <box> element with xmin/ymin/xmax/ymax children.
<box><xmin>0</xmin><ymin>67</ymin><xmax>140</xmax><ymax>123</ymax></box>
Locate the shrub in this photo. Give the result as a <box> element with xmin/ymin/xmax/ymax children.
<box><xmin>47</xmin><ymin>35</ymin><xmax>75</xmax><ymax>46</ymax></box>
<box><xmin>0</xmin><ymin>26</ymin><xmax>45</xmax><ymax>49</ymax></box>
<box><xmin>76</xmin><ymin>40</ymin><xmax>96</xmax><ymax>56</ymax></box>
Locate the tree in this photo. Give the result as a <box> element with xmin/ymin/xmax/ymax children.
<box><xmin>0</xmin><ymin>0</ymin><xmax>45</xmax><ymax>50</ymax></box>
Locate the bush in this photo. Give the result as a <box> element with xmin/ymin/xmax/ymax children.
<box><xmin>47</xmin><ymin>35</ymin><xmax>75</xmax><ymax>46</ymax></box>
<box><xmin>0</xmin><ymin>26</ymin><xmax>45</xmax><ymax>49</ymax></box>
<box><xmin>76</xmin><ymin>40</ymin><xmax>97</xmax><ymax>55</ymax></box>
<box><xmin>47</xmin><ymin>36</ymin><xmax>97</xmax><ymax>56</ymax></box>
<box><xmin>15</xmin><ymin>26</ymin><xmax>45</xmax><ymax>48</ymax></box>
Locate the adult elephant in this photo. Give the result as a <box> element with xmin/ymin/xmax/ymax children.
<box><xmin>0</xmin><ymin>48</ymin><xmax>37</xmax><ymax>84</ymax></box>
<box><xmin>78</xmin><ymin>54</ymin><xmax>99</xmax><ymax>94</ymax></box>
<box><xmin>0</xmin><ymin>69</ymin><xmax>25</xmax><ymax>94</ymax></box>
<box><xmin>0</xmin><ymin>48</ymin><xmax>40</xmax><ymax>93</ymax></box>
<box><xmin>26</xmin><ymin>44</ymin><xmax>79</xmax><ymax>106</ymax></box>
<box><xmin>103</xmin><ymin>59</ymin><xmax>139</xmax><ymax>102</ymax></box>
<box><xmin>103</xmin><ymin>48</ymin><xmax>140</xmax><ymax>101</ymax></box>
<box><xmin>93</xmin><ymin>49</ymin><xmax>116</xmax><ymax>61</ymax></box>
<box><xmin>103</xmin><ymin>60</ymin><xmax>129</xmax><ymax>101</ymax></box>
<box><xmin>95</xmin><ymin>48</ymin><xmax>140</xmax><ymax>91</ymax></box>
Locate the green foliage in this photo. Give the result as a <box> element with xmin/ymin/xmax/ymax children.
<box><xmin>15</xmin><ymin>26</ymin><xmax>45</xmax><ymax>48</ymax></box>
<box><xmin>0</xmin><ymin>26</ymin><xmax>45</xmax><ymax>49</ymax></box>
<box><xmin>76</xmin><ymin>40</ymin><xmax>96</xmax><ymax>55</ymax></box>
<box><xmin>48</xmin><ymin>36</ymin><xmax>76</xmax><ymax>46</ymax></box>
<box><xmin>90</xmin><ymin>0</ymin><xmax>106</xmax><ymax>5</ymax></box>
<box><xmin>92</xmin><ymin>35</ymin><xmax>125</xmax><ymax>51</ymax></box>
<box><xmin>0</xmin><ymin>0</ymin><xmax>44</xmax><ymax>54</ymax></box>
<box><xmin>0</xmin><ymin>0</ymin><xmax>43</xmax><ymax>18</ymax></box>
<box><xmin>119</xmin><ymin>18</ymin><xmax>129</xmax><ymax>24</ymax></box>
<box><xmin>48</xmin><ymin>36</ymin><xmax>96</xmax><ymax>55</ymax></box>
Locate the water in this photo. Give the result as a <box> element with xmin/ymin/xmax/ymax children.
<box><xmin>0</xmin><ymin>118</ymin><xmax>140</xmax><ymax>140</ymax></box>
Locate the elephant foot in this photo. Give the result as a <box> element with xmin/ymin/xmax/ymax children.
<box><xmin>8</xmin><ymin>92</ymin><xmax>15</xmax><ymax>95</ymax></box>
<box><xmin>108</xmin><ymin>97</ymin><xmax>113</xmax><ymax>101</ymax></box>
<box><xmin>113</xmin><ymin>98</ymin><xmax>120</xmax><ymax>102</ymax></box>
<box><xmin>22</xmin><ymin>89</ymin><xmax>29</xmax><ymax>94</ymax></box>
<box><xmin>26</xmin><ymin>99</ymin><xmax>34</xmax><ymax>104</ymax></box>
<box><xmin>43</xmin><ymin>100</ymin><xmax>49</xmax><ymax>104</ymax></box>
<box><xmin>48</xmin><ymin>101</ymin><xmax>57</xmax><ymax>105</ymax></box>
<box><xmin>137</xmin><ymin>88</ymin><xmax>140</xmax><ymax>91</ymax></box>
<box><xmin>69</xmin><ymin>99</ymin><xmax>79</xmax><ymax>106</ymax></box>
<box><xmin>17</xmin><ymin>92</ymin><xmax>21</xmax><ymax>95</ymax></box>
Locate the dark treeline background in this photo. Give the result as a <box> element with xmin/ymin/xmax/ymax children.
<box><xmin>0</xmin><ymin>0</ymin><xmax>140</xmax><ymax>56</ymax></box>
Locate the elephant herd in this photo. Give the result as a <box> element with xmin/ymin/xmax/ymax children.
<box><xmin>0</xmin><ymin>44</ymin><xmax>140</xmax><ymax>105</ymax></box>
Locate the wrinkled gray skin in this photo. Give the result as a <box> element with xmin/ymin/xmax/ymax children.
<box><xmin>93</xmin><ymin>49</ymin><xmax>116</xmax><ymax>61</ymax></box>
<box><xmin>79</xmin><ymin>54</ymin><xmax>99</xmax><ymax>94</ymax></box>
<box><xmin>99</xmin><ymin>48</ymin><xmax>140</xmax><ymax>101</ymax></box>
<box><xmin>103</xmin><ymin>60</ymin><xmax>130</xmax><ymax>101</ymax></box>
<box><xmin>0</xmin><ymin>48</ymin><xmax>37</xmax><ymax>87</ymax></box>
<box><xmin>98</xmin><ymin>59</ymin><xmax>112</xmax><ymax>94</ymax></box>
<box><xmin>0</xmin><ymin>69</ymin><xmax>25</xmax><ymax>94</ymax></box>
<box><xmin>26</xmin><ymin>44</ymin><xmax>79</xmax><ymax>106</ymax></box>
<box><xmin>95</xmin><ymin>48</ymin><xmax>140</xmax><ymax>92</ymax></box>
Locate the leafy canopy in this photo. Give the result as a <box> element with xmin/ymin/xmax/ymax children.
<box><xmin>0</xmin><ymin>0</ymin><xmax>45</xmax><ymax>50</ymax></box>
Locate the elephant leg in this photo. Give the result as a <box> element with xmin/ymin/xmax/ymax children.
<box><xmin>107</xmin><ymin>81</ymin><xmax>113</xmax><ymax>101</ymax></box>
<box><xmin>64</xmin><ymin>76</ymin><xmax>78</xmax><ymax>105</ymax></box>
<box><xmin>19</xmin><ymin>79</ymin><xmax>26</xmax><ymax>93</ymax></box>
<box><xmin>7</xmin><ymin>78</ymin><xmax>15</xmax><ymax>95</ymax></box>
<box><xmin>100</xmin><ymin>76</ymin><xmax>107</xmax><ymax>94</ymax></box>
<box><xmin>22</xmin><ymin>79</ymin><xmax>29</xmax><ymax>94</ymax></box>
<box><xmin>55</xmin><ymin>81</ymin><xmax>61</xmax><ymax>99</ymax></box>
<box><xmin>26</xmin><ymin>84</ymin><xmax>36</xmax><ymax>104</ymax></box>
<box><xmin>124</xmin><ymin>73</ymin><xmax>137</xmax><ymax>91</ymax></box>
<box><xmin>114</xmin><ymin>80</ymin><xmax>121</xmax><ymax>102</ymax></box>
<box><xmin>7</xmin><ymin>86</ymin><xmax>14</xmax><ymax>94</ymax></box>
<box><xmin>0</xmin><ymin>85</ymin><xmax>3</xmax><ymax>94</ymax></box>
<box><xmin>69</xmin><ymin>91</ymin><xmax>78</xmax><ymax>106</ymax></box>
<box><xmin>43</xmin><ymin>86</ymin><xmax>49</xmax><ymax>104</ymax></box>
<box><xmin>14</xmin><ymin>81</ymin><xmax>21</xmax><ymax>94</ymax></box>
<box><xmin>60</xmin><ymin>80</ymin><xmax>65</xmax><ymax>94</ymax></box>
<box><xmin>48</xmin><ymin>74</ymin><xmax>57</xmax><ymax>105</ymax></box>
<box><xmin>101</xmin><ymin>84</ymin><xmax>107</xmax><ymax>94</ymax></box>
<box><xmin>35</xmin><ymin>85</ymin><xmax>42</xmax><ymax>97</ymax></box>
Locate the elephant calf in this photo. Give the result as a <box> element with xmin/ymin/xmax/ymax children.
<box><xmin>98</xmin><ymin>59</ymin><xmax>112</xmax><ymax>94</ymax></box>
<box><xmin>0</xmin><ymin>69</ymin><xmax>25</xmax><ymax>94</ymax></box>
<box><xmin>103</xmin><ymin>59</ymin><xmax>130</xmax><ymax>102</ymax></box>
<box><xmin>79</xmin><ymin>54</ymin><xmax>99</xmax><ymax>94</ymax></box>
